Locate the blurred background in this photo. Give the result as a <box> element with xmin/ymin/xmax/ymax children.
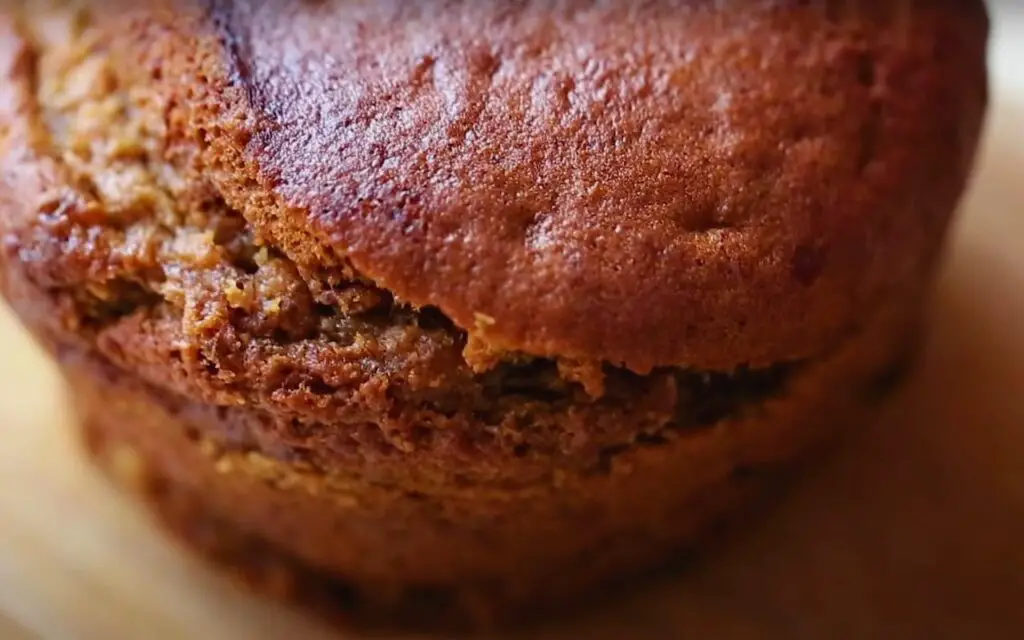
<box><xmin>0</xmin><ymin>3</ymin><xmax>1022</xmax><ymax>640</ymax></box>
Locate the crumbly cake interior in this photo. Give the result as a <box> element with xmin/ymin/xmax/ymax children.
<box><xmin>8</xmin><ymin>5</ymin><xmax>796</xmax><ymax>469</ymax></box>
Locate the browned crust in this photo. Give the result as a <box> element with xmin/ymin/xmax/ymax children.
<box><xmin>0</xmin><ymin>3</ymin><xmax>982</xmax><ymax>629</ymax></box>
<box><xmin>116</xmin><ymin>0</ymin><xmax>986</xmax><ymax>371</ymax></box>
<box><xmin>0</xmin><ymin>5</ymin><xmax>803</xmax><ymax>483</ymax></box>
<box><xmin>68</xmin><ymin>288</ymin><xmax>920</xmax><ymax>629</ymax></box>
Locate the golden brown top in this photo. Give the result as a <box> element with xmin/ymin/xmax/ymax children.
<box><xmin>83</xmin><ymin>1</ymin><xmax>994</xmax><ymax>369</ymax></box>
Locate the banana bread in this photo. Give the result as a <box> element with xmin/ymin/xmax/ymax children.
<box><xmin>0</xmin><ymin>0</ymin><xmax>988</xmax><ymax>630</ymax></box>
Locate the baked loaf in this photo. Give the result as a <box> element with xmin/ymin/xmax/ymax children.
<box><xmin>0</xmin><ymin>0</ymin><xmax>988</xmax><ymax>629</ymax></box>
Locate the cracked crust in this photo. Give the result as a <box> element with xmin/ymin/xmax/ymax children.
<box><xmin>119</xmin><ymin>0</ymin><xmax>986</xmax><ymax>371</ymax></box>
<box><xmin>72</xmin><ymin>291</ymin><xmax>922</xmax><ymax>629</ymax></box>
<box><xmin>0</xmin><ymin>4</ymin><xmax>797</xmax><ymax>484</ymax></box>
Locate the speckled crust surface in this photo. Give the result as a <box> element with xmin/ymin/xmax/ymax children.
<box><xmin>124</xmin><ymin>0</ymin><xmax>986</xmax><ymax>371</ymax></box>
<box><xmin>0</xmin><ymin>0</ymin><xmax>986</xmax><ymax>631</ymax></box>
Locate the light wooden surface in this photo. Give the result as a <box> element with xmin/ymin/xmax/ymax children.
<box><xmin>1</xmin><ymin>15</ymin><xmax>1023</xmax><ymax>640</ymax></box>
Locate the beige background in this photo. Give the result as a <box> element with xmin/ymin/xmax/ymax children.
<box><xmin>1</xmin><ymin>11</ymin><xmax>1023</xmax><ymax>640</ymax></box>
